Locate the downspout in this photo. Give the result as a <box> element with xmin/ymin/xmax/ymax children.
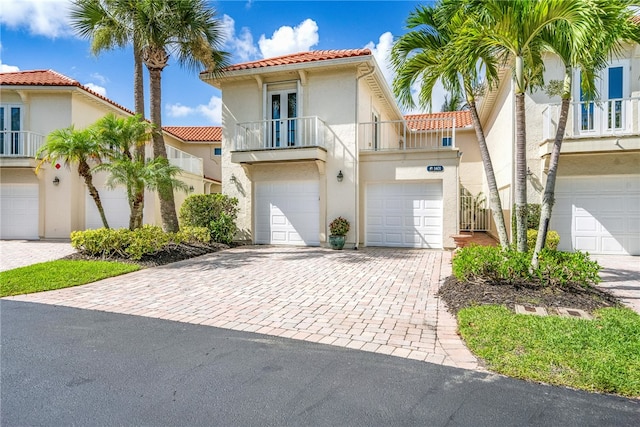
<box><xmin>354</xmin><ymin>63</ymin><xmax>375</xmax><ymax>250</ymax></box>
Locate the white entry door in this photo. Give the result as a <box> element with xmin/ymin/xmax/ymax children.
<box><xmin>255</xmin><ymin>181</ymin><xmax>319</xmax><ymax>245</ymax></box>
<box><xmin>268</xmin><ymin>90</ymin><xmax>297</xmax><ymax>147</ymax></box>
<box><xmin>366</xmin><ymin>182</ymin><xmax>443</xmax><ymax>248</ymax></box>
<box><xmin>550</xmin><ymin>176</ymin><xmax>640</xmax><ymax>255</ymax></box>
<box><xmin>0</xmin><ymin>183</ymin><xmax>39</xmax><ymax>239</ymax></box>
<box><xmin>0</xmin><ymin>105</ymin><xmax>23</xmax><ymax>155</ymax></box>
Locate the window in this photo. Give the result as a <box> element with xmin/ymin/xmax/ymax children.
<box><xmin>213</xmin><ymin>147</ymin><xmax>222</xmax><ymax>156</ymax></box>
<box><xmin>442</xmin><ymin>137</ymin><xmax>452</xmax><ymax>147</ymax></box>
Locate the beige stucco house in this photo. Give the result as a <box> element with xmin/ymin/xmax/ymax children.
<box><xmin>201</xmin><ymin>49</ymin><xmax>481</xmax><ymax>249</ymax></box>
<box><xmin>478</xmin><ymin>41</ymin><xmax>640</xmax><ymax>255</ymax></box>
<box><xmin>0</xmin><ymin>69</ymin><xmax>221</xmax><ymax>240</ymax></box>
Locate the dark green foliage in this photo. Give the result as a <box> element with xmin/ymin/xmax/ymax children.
<box><xmin>527</xmin><ymin>229</ymin><xmax>560</xmax><ymax>250</ymax></box>
<box><xmin>179</xmin><ymin>194</ymin><xmax>239</xmax><ymax>243</ymax></box>
<box><xmin>452</xmin><ymin>245</ymin><xmax>600</xmax><ymax>288</ymax></box>
<box><xmin>71</xmin><ymin>225</ymin><xmax>210</xmax><ymax>260</ymax></box>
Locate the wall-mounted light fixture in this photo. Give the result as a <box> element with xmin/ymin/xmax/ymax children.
<box><xmin>189</xmin><ymin>185</ymin><xmax>195</xmax><ymax>193</ymax></box>
<box><xmin>52</xmin><ymin>176</ymin><xmax>60</xmax><ymax>186</ymax></box>
<box><xmin>526</xmin><ymin>167</ymin><xmax>533</xmax><ymax>177</ymax></box>
<box><xmin>337</xmin><ymin>170</ymin><xmax>344</xmax><ymax>182</ymax></box>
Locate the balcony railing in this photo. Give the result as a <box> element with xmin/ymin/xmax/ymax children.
<box><xmin>359</xmin><ymin>117</ymin><xmax>457</xmax><ymax>151</ymax></box>
<box><xmin>166</xmin><ymin>145</ymin><xmax>203</xmax><ymax>176</ymax></box>
<box><xmin>234</xmin><ymin>116</ymin><xmax>328</xmax><ymax>151</ymax></box>
<box><xmin>0</xmin><ymin>131</ymin><xmax>45</xmax><ymax>157</ymax></box>
<box><xmin>542</xmin><ymin>97</ymin><xmax>638</xmax><ymax>140</ymax></box>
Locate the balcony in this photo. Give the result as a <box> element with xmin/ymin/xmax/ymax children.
<box><xmin>231</xmin><ymin>116</ymin><xmax>328</xmax><ymax>164</ymax></box>
<box><xmin>359</xmin><ymin>117</ymin><xmax>457</xmax><ymax>152</ymax></box>
<box><xmin>541</xmin><ymin>97</ymin><xmax>640</xmax><ymax>155</ymax></box>
<box><xmin>166</xmin><ymin>145</ymin><xmax>203</xmax><ymax>176</ymax></box>
<box><xmin>0</xmin><ymin>131</ymin><xmax>45</xmax><ymax>158</ymax></box>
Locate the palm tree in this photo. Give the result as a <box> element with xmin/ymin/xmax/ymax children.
<box><xmin>531</xmin><ymin>0</ymin><xmax>640</xmax><ymax>266</ymax></box>
<box><xmin>133</xmin><ymin>0</ymin><xmax>228</xmax><ymax>232</ymax></box>
<box><xmin>93</xmin><ymin>113</ymin><xmax>153</xmax><ymax>229</ymax></box>
<box><xmin>391</xmin><ymin>2</ymin><xmax>510</xmax><ymax>248</ymax></box>
<box><xmin>36</xmin><ymin>126</ymin><xmax>110</xmax><ymax>229</ymax></box>
<box><xmin>459</xmin><ymin>0</ymin><xmax>588</xmax><ymax>252</ymax></box>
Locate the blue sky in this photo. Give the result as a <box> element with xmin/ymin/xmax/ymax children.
<box><xmin>1</xmin><ymin>0</ymin><xmax>442</xmax><ymax>127</ymax></box>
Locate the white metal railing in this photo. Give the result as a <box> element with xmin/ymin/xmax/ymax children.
<box><xmin>460</xmin><ymin>195</ymin><xmax>490</xmax><ymax>232</ymax></box>
<box><xmin>542</xmin><ymin>97</ymin><xmax>638</xmax><ymax>140</ymax></box>
<box><xmin>234</xmin><ymin>116</ymin><xmax>328</xmax><ymax>151</ymax></box>
<box><xmin>166</xmin><ymin>145</ymin><xmax>203</xmax><ymax>176</ymax></box>
<box><xmin>0</xmin><ymin>131</ymin><xmax>45</xmax><ymax>157</ymax></box>
<box><xmin>359</xmin><ymin>117</ymin><xmax>457</xmax><ymax>151</ymax></box>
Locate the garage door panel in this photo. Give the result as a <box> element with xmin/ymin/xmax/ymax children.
<box><xmin>601</xmin><ymin>237</ymin><xmax>624</xmax><ymax>253</ymax></box>
<box><xmin>86</xmin><ymin>187</ymin><xmax>129</xmax><ymax>230</ymax></box>
<box><xmin>0</xmin><ymin>184</ymin><xmax>39</xmax><ymax>240</ymax></box>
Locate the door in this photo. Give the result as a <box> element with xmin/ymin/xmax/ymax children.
<box><xmin>268</xmin><ymin>90</ymin><xmax>297</xmax><ymax>147</ymax></box>
<box><xmin>0</xmin><ymin>183</ymin><xmax>39</xmax><ymax>239</ymax></box>
<box><xmin>0</xmin><ymin>105</ymin><xmax>22</xmax><ymax>155</ymax></box>
<box><xmin>254</xmin><ymin>181</ymin><xmax>319</xmax><ymax>245</ymax></box>
<box><xmin>366</xmin><ymin>182</ymin><xmax>443</xmax><ymax>248</ymax></box>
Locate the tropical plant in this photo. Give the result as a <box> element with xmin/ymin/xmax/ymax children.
<box><xmin>179</xmin><ymin>194</ymin><xmax>239</xmax><ymax>243</ymax></box>
<box><xmin>391</xmin><ymin>2</ymin><xmax>510</xmax><ymax>248</ymax></box>
<box><xmin>329</xmin><ymin>217</ymin><xmax>350</xmax><ymax>236</ymax></box>
<box><xmin>531</xmin><ymin>0</ymin><xmax>640</xmax><ymax>267</ymax></box>
<box><xmin>36</xmin><ymin>126</ymin><xmax>110</xmax><ymax>228</ymax></box>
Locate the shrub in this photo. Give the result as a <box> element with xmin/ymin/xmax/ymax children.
<box><xmin>179</xmin><ymin>194</ymin><xmax>239</xmax><ymax>243</ymax></box>
<box><xmin>176</xmin><ymin>226</ymin><xmax>211</xmax><ymax>244</ymax></box>
<box><xmin>71</xmin><ymin>228</ymin><xmax>130</xmax><ymax>258</ymax></box>
<box><xmin>125</xmin><ymin>225</ymin><xmax>172</xmax><ymax>260</ymax></box>
<box><xmin>452</xmin><ymin>244</ymin><xmax>600</xmax><ymax>288</ymax></box>
<box><xmin>527</xmin><ymin>229</ymin><xmax>560</xmax><ymax>250</ymax></box>
<box><xmin>329</xmin><ymin>216</ymin><xmax>350</xmax><ymax>236</ymax></box>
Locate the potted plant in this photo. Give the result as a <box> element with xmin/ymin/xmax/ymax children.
<box><xmin>328</xmin><ymin>216</ymin><xmax>350</xmax><ymax>250</ymax></box>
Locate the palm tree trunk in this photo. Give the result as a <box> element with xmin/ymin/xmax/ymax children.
<box><xmin>515</xmin><ymin>92</ymin><xmax>528</xmax><ymax>252</ymax></box>
<box><xmin>131</xmin><ymin>43</ymin><xmax>146</xmax><ymax>229</ymax></box>
<box><xmin>78</xmin><ymin>160</ymin><xmax>109</xmax><ymax>229</ymax></box>
<box><xmin>531</xmin><ymin>73</ymin><xmax>571</xmax><ymax>268</ymax></box>
<box><xmin>130</xmin><ymin>182</ymin><xmax>145</xmax><ymax>230</ymax></box>
<box><xmin>468</xmin><ymin>100</ymin><xmax>509</xmax><ymax>248</ymax></box>
<box><xmin>148</xmin><ymin>65</ymin><xmax>179</xmax><ymax>232</ymax></box>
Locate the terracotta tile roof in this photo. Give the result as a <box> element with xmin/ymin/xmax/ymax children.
<box><xmin>0</xmin><ymin>69</ymin><xmax>135</xmax><ymax>115</ymax></box>
<box><xmin>404</xmin><ymin>111</ymin><xmax>473</xmax><ymax>130</ymax></box>
<box><xmin>216</xmin><ymin>49</ymin><xmax>372</xmax><ymax>72</ymax></box>
<box><xmin>163</xmin><ymin>126</ymin><xmax>221</xmax><ymax>142</ymax></box>
<box><xmin>632</xmin><ymin>15</ymin><xmax>640</xmax><ymax>24</ymax></box>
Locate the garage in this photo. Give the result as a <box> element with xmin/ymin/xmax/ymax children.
<box><xmin>255</xmin><ymin>181</ymin><xmax>320</xmax><ymax>245</ymax></box>
<box><xmin>550</xmin><ymin>176</ymin><xmax>640</xmax><ymax>255</ymax></box>
<box><xmin>0</xmin><ymin>183</ymin><xmax>39</xmax><ymax>240</ymax></box>
<box><xmin>366</xmin><ymin>182</ymin><xmax>443</xmax><ymax>248</ymax></box>
<box><xmin>85</xmin><ymin>186</ymin><xmax>130</xmax><ymax>230</ymax></box>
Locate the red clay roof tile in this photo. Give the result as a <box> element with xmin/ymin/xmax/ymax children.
<box><xmin>215</xmin><ymin>49</ymin><xmax>372</xmax><ymax>72</ymax></box>
<box><xmin>163</xmin><ymin>126</ymin><xmax>221</xmax><ymax>142</ymax></box>
<box><xmin>404</xmin><ymin>111</ymin><xmax>472</xmax><ymax>130</ymax></box>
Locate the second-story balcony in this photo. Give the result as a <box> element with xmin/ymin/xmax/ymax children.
<box><xmin>0</xmin><ymin>131</ymin><xmax>45</xmax><ymax>158</ymax></box>
<box><xmin>166</xmin><ymin>145</ymin><xmax>203</xmax><ymax>177</ymax></box>
<box><xmin>359</xmin><ymin>116</ymin><xmax>458</xmax><ymax>152</ymax></box>
<box><xmin>232</xmin><ymin>116</ymin><xmax>328</xmax><ymax>164</ymax></box>
<box><xmin>541</xmin><ymin>97</ymin><xmax>640</xmax><ymax>155</ymax></box>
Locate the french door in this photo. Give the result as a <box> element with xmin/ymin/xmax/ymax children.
<box><xmin>577</xmin><ymin>61</ymin><xmax>628</xmax><ymax>134</ymax></box>
<box><xmin>268</xmin><ymin>90</ymin><xmax>297</xmax><ymax>147</ymax></box>
<box><xmin>0</xmin><ymin>105</ymin><xmax>22</xmax><ymax>155</ymax></box>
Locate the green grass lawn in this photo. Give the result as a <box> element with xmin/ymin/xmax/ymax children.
<box><xmin>0</xmin><ymin>260</ymin><xmax>140</xmax><ymax>297</ymax></box>
<box><xmin>458</xmin><ymin>306</ymin><xmax>640</xmax><ymax>397</ymax></box>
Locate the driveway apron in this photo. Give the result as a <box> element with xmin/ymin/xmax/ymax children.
<box><xmin>6</xmin><ymin>246</ymin><xmax>479</xmax><ymax>370</ymax></box>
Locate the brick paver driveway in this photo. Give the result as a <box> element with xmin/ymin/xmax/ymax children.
<box><xmin>7</xmin><ymin>246</ymin><xmax>479</xmax><ymax>370</ymax></box>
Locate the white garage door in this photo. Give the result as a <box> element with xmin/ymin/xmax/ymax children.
<box><xmin>550</xmin><ymin>176</ymin><xmax>640</xmax><ymax>255</ymax></box>
<box><xmin>0</xmin><ymin>184</ymin><xmax>39</xmax><ymax>240</ymax></box>
<box><xmin>86</xmin><ymin>186</ymin><xmax>130</xmax><ymax>230</ymax></box>
<box><xmin>366</xmin><ymin>182</ymin><xmax>443</xmax><ymax>248</ymax></box>
<box><xmin>255</xmin><ymin>181</ymin><xmax>320</xmax><ymax>246</ymax></box>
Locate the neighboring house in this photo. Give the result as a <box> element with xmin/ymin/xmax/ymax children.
<box><xmin>478</xmin><ymin>40</ymin><xmax>640</xmax><ymax>255</ymax></box>
<box><xmin>201</xmin><ymin>49</ymin><xmax>481</xmax><ymax>249</ymax></box>
<box><xmin>0</xmin><ymin>69</ymin><xmax>221</xmax><ymax>240</ymax></box>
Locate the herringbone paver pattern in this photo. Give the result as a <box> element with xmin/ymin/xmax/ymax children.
<box><xmin>7</xmin><ymin>246</ymin><xmax>480</xmax><ymax>370</ymax></box>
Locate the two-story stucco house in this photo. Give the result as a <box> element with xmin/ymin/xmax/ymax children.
<box><xmin>200</xmin><ymin>49</ymin><xmax>483</xmax><ymax>249</ymax></box>
<box><xmin>0</xmin><ymin>69</ymin><xmax>221</xmax><ymax>240</ymax></box>
<box><xmin>478</xmin><ymin>40</ymin><xmax>640</xmax><ymax>255</ymax></box>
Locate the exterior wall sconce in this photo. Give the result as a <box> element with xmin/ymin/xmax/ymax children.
<box><xmin>189</xmin><ymin>185</ymin><xmax>195</xmax><ymax>193</ymax></box>
<box><xmin>53</xmin><ymin>176</ymin><xmax>60</xmax><ymax>186</ymax></box>
<box><xmin>337</xmin><ymin>170</ymin><xmax>344</xmax><ymax>182</ymax></box>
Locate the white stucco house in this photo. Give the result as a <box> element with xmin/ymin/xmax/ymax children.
<box><xmin>0</xmin><ymin>69</ymin><xmax>221</xmax><ymax>240</ymax></box>
<box><xmin>200</xmin><ymin>49</ymin><xmax>482</xmax><ymax>250</ymax></box>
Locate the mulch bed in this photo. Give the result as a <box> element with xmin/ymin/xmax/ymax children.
<box><xmin>438</xmin><ymin>276</ymin><xmax>622</xmax><ymax>315</ymax></box>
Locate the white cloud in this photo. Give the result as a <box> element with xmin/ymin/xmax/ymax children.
<box><xmin>166</xmin><ymin>96</ymin><xmax>222</xmax><ymax>125</ymax></box>
<box><xmin>0</xmin><ymin>0</ymin><xmax>74</xmax><ymax>38</ymax></box>
<box><xmin>84</xmin><ymin>82</ymin><xmax>107</xmax><ymax>97</ymax></box>
<box><xmin>222</xmin><ymin>15</ymin><xmax>258</xmax><ymax>62</ymax></box>
<box><xmin>90</xmin><ymin>72</ymin><xmax>108</xmax><ymax>85</ymax></box>
<box><xmin>258</xmin><ymin>19</ymin><xmax>319</xmax><ymax>58</ymax></box>
<box><xmin>0</xmin><ymin>61</ymin><xmax>20</xmax><ymax>73</ymax></box>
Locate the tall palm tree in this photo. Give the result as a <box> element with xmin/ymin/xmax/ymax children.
<box><xmin>460</xmin><ymin>0</ymin><xmax>588</xmax><ymax>252</ymax></box>
<box><xmin>36</xmin><ymin>126</ymin><xmax>110</xmax><ymax>229</ymax></box>
<box><xmin>391</xmin><ymin>2</ymin><xmax>510</xmax><ymax>248</ymax></box>
<box><xmin>531</xmin><ymin>0</ymin><xmax>640</xmax><ymax>266</ymax></box>
<box><xmin>134</xmin><ymin>0</ymin><xmax>228</xmax><ymax>232</ymax></box>
<box><xmin>93</xmin><ymin>113</ymin><xmax>154</xmax><ymax>229</ymax></box>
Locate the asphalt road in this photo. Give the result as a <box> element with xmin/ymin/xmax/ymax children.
<box><xmin>1</xmin><ymin>300</ymin><xmax>638</xmax><ymax>426</ymax></box>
